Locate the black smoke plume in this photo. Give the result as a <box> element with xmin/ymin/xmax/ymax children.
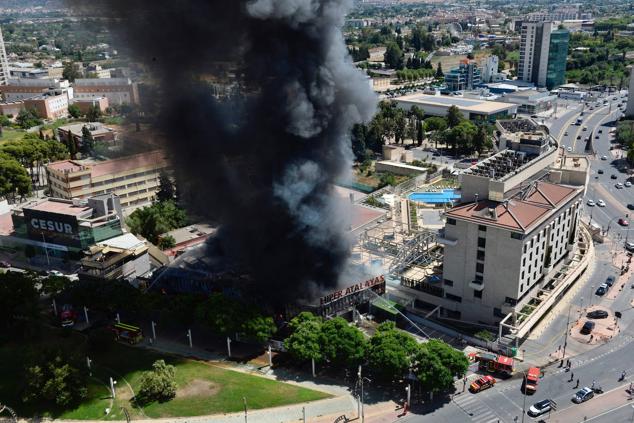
<box><xmin>71</xmin><ymin>0</ymin><xmax>377</xmax><ymax>303</ymax></box>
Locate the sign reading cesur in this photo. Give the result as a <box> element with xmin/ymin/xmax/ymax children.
<box><xmin>320</xmin><ymin>275</ymin><xmax>385</xmax><ymax>306</ymax></box>
<box><xmin>30</xmin><ymin>218</ymin><xmax>73</xmax><ymax>234</ymax></box>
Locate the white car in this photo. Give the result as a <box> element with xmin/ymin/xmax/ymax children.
<box><xmin>601</xmin><ymin>155</ymin><xmax>608</xmax><ymax>160</ymax></box>
<box><xmin>625</xmin><ymin>181</ymin><xmax>632</xmax><ymax>187</ymax></box>
<box><xmin>616</xmin><ymin>183</ymin><xmax>624</xmax><ymax>189</ymax></box>
<box><xmin>567</xmin><ymin>147</ymin><xmax>572</xmax><ymax>152</ymax></box>
<box><xmin>587</xmin><ymin>199</ymin><xmax>596</xmax><ymax>207</ymax></box>
<box><xmin>48</xmin><ymin>270</ymin><xmax>64</xmax><ymax>277</ymax></box>
<box><xmin>625</xmin><ymin>241</ymin><xmax>634</xmax><ymax>252</ymax></box>
<box><xmin>597</xmin><ymin>200</ymin><xmax>606</xmax><ymax>207</ymax></box>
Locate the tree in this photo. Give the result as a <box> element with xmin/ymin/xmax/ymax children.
<box><xmin>446</xmin><ymin>105</ymin><xmax>463</xmax><ymax>128</ymax></box>
<box><xmin>0</xmin><ymin>272</ymin><xmax>40</xmax><ymax>335</ymax></box>
<box><xmin>416</xmin><ymin>120</ymin><xmax>424</xmax><ymax>146</ymax></box>
<box><xmin>156</xmin><ymin>171</ymin><xmax>176</xmax><ymax>202</ymax></box>
<box><xmin>288</xmin><ymin>311</ymin><xmax>321</xmax><ymax>332</ymax></box>
<box><xmin>412</xmin><ymin>344</ymin><xmax>453</xmax><ymax>394</ymax></box>
<box><xmin>384</xmin><ymin>42</ymin><xmax>404</xmax><ymax>70</ymax></box>
<box><xmin>320</xmin><ymin>317</ymin><xmax>366</xmax><ymax>368</ymax></box>
<box><xmin>126</xmin><ymin>200</ymin><xmax>188</xmax><ymax>244</ymax></box>
<box><xmin>446</xmin><ymin>120</ymin><xmax>477</xmax><ymax>154</ymax></box>
<box><xmin>22</xmin><ymin>355</ymin><xmax>88</xmax><ymax>407</ymax></box>
<box><xmin>135</xmin><ymin>360</ymin><xmax>177</xmax><ymax>405</ymax></box>
<box><xmin>424</xmin><ymin>116</ymin><xmax>448</xmax><ymax>132</ymax></box>
<box><xmin>16</xmin><ymin>108</ymin><xmax>42</xmax><ymax>129</ymax></box>
<box><xmin>435</xmin><ymin>62</ymin><xmax>444</xmax><ymax>78</ymax></box>
<box><xmin>473</xmin><ymin>125</ymin><xmax>488</xmax><ymax>154</ymax></box>
<box><xmin>80</xmin><ymin>125</ymin><xmax>94</xmax><ymax>156</ymax></box>
<box><xmin>0</xmin><ymin>154</ymin><xmax>31</xmax><ymax>201</ymax></box>
<box><xmin>86</xmin><ymin>105</ymin><xmax>102</xmax><ymax>122</ymax></box>
<box><xmin>157</xmin><ymin>234</ymin><xmax>176</xmax><ymax>250</ymax></box>
<box><xmin>424</xmin><ymin>339</ymin><xmax>469</xmax><ymax>377</ymax></box>
<box><xmin>62</xmin><ymin>61</ymin><xmax>80</xmax><ymax>83</ymax></box>
<box><xmin>285</xmin><ymin>319</ymin><xmax>323</xmax><ymax>363</ymax></box>
<box><xmin>351</xmin><ymin>123</ymin><xmax>370</xmax><ymax>162</ymax></box>
<box><xmin>366</xmin><ymin>321</ymin><xmax>419</xmax><ymax>383</ymax></box>
<box><xmin>67</xmin><ymin>104</ymin><xmax>81</xmax><ymax>118</ymax></box>
<box><xmin>241</xmin><ymin>315</ymin><xmax>277</xmax><ymax>343</ymax></box>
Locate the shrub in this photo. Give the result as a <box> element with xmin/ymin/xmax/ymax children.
<box><xmin>135</xmin><ymin>360</ymin><xmax>177</xmax><ymax>405</ymax></box>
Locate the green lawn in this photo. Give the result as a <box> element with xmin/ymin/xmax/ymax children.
<box><xmin>0</xmin><ymin>329</ymin><xmax>331</xmax><ymax>420</ymax></box>
<box><xmin>0</xmin><ymin>128</ymin><xmax>27</xmax><ymax>143</ymax></box>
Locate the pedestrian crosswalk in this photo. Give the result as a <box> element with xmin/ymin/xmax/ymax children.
<box><xmin>452</xmin><ymin>392</ymin><xmax>502</xmax><ymax>423</ymax></box>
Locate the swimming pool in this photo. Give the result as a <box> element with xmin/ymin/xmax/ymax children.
<box><xmin>408</xmin><ymin>189</ymin><xmax>460</xmax><ymax>204</ymax></box>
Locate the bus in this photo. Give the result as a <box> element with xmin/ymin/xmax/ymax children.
<box><xmin>111</xmin><ymin>322</ymin><xmax>144</xmax><ymax>344</ymax></box>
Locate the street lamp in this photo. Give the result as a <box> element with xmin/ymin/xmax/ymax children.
<box><xmin>243</xmin><ymin>397</ymin><xmax>247</xmax><ymax>423</ymax></box>
<box><xmin>562</xmin><ymin>304</ymin><xmax>572</xmax><ymax>359</ymax></box>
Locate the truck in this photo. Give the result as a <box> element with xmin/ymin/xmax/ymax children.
<box><xmin>523</xmin><ymin>367</ymin><xmax>540</xmax><ymax>393</ymax></box>
<box><xmin>59</xmin><ymin>304</ymin><xmax>78</xmax><ymax>328</ymax></box>
<box><xmin>474</xmin><ymin>352</ymin><xmax>515</xmax><ymax>376</ymax></box>
<box><xmin>110</xmin><ymin>322</ymin><xmax>144</xmax><ymax>344</ymax></box>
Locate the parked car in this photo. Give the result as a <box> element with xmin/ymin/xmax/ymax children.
<box><xmin>528</xmin><ymin>399</ymin><xmax>553</xmax><ymax>417</ymax></box>
<box><xmin>598</xmin><ymin>129</ymin><xmax>603</xmax><ymax>134</ymax></box>
<box><xmin>625</xmin><ymin>181</ymin><xmax>632</xmax><ymax>187</ymax></box>
<box><xmin>601</xmin><ymin>155</ymin><xmax>608</xmax><ymax>160</ymax></box>
<box><xmin>567</xmin><ymin>147</ymin><xmax>572</xmax><ymax>152</ymax></box>
<box><xmin>595</xmin><ymin>284</ymin><xmax>608</xmax><ymax>296</ymax></box>
<box><xmin>616</xmin><ymin>183</ymin><xmax>624</xmax><ymax>189</ymax></box>
<box><xmin>611</xmin><ymin>174</ymin><xmax>618</xmax><ymax>179</ymax></box>
<box><xmin>597</xmin><ymin>200</ymin><xmax>606</xmax><ymax>207</ymax></box>
<box><xmin>48</xmin><ymin>270</ymin><xmax>64</xmax><ymax>277</ymax></box>
<box><xmin>469</xmin><ymin>375</ymin><xmax>496</xmax><ymax>393</ymax></box>
<box><xmin>626</xmin><ymin>241</ymin><xmax>634</xmax><ymax>252</ymax></box>
<box><xmin>618</xmin><ymin>218</ymin><xmax>629</xmax><ymax>227</ymax></box>
<box><xmin>587</xmin><ymin>310</ymin><xmax>609</xmax><ymax>319</ymax></box>
<box><xmin>628</xmin><ymin>204</ymin><xmax>634</xmax><ymax>211</ymax></box>
<box><xmin>581</xmin><ymin>320</ymin><xmax>596</xmax><ymax>334</ymax></box>
<box><xmin>606</xmin><ymin>276</ymin><xmax>616</xmax><ymax>287</ymax></box>
<box><xmin>0</xmin><ymin>261</ymin><xmax>10</xmax><ymax>268</ymax></box>
<box><xmin>597</xmin><ymin>169</ymin><xmax>604</xmax><ymax>174</ymax></box>
<box><xmin>572</xmin><ymin>387</ymin><xmax>595</xmax><ymax>403</ymax></box>
<box><xmin>586</xmin><ymin>199</ymin><xmax>595</xmax><ymax>207</ymax></box>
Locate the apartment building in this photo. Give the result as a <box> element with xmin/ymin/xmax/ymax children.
<box><xmin>73</xmin><ymin>78</ymin><xmax>139</xmax><ymax>105</ymax></box>
<box><xmin>0</xmin><ymin>27</ymin><xmax>9</xmax><ymax>86</ymax></box>
<box><xmin>440</xmin><ymin>180</ymin><xmax>583</xmax><ymax>325</ymax></box>
<box><xmin>627</xmin><ymin>66</ymin><xmax>634</xmax><ymax>118</ymax></box>
<box><xmin>23</xmin><ymin>93</ymin><xmax>69</xmax><ymax>119</ymax></box>
<box><xmin>46</xmin><ymin>150</ymin><xmax>168</xmax><ymax>209</ymax></box>
<box><xmin>445</xmin><ymin>60</ymin><xmax>482</xmax><ymax>92</ymax></box>
<box><xmin>518</xmin><ymin>22</ymin><xmax>569</xmax><ymax>89</ymax></box>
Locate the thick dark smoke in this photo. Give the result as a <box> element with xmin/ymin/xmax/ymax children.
<box><xmin>72</xmin><ymin>0</ymin><xmax>377</xmax><ymax>303</ymax></box>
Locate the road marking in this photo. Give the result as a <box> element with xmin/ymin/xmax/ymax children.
<box><xmin>497</xmin><ymin>390</ymin><xmax>523</xmax><ymax>411</ymax></box>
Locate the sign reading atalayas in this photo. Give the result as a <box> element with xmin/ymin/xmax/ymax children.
<box><xmin>320</xmin><ymin>275</ymin><xmax>386</xmax><ymax>306</ymax></box>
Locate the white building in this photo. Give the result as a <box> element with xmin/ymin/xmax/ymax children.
<box><xmin>518</xmin><ymin>21</ymin><xmax>569</xmax><ymax>89</ymax></box>
<box><xmin>481</xmin><ymin>55</ymin><xmax>504</xmax><ymax>83</ymax></box>
<box><xmin>0</xmin><ymin>27</ymin><xmax>10</xmax><ymax>86</ymax></box>
<box><xmin>626</xmin><ymin>66</ymin><xmax>634</xmax><ymax>118</ymax></box>
<box><xmin>73</xmin><ymin>78</ymin><xmax>139</xmax><ymax>105</ymax></box>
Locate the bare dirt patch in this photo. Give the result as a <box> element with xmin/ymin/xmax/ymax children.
<box><xmin>176</xmin><ymin>379</ymin><xmax>220</xmax><ymax>398</ymax></box>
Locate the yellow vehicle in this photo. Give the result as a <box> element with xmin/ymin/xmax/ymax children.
<box><xmin>111</xmin><ymin>322</ymin><xmax>144</xmax><ymax>344</ymax></box>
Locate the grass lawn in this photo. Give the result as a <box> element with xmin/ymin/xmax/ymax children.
<box><xmin>0</xmin><ymin>329</ymin><xmax>331</xmax><ymax>420</ymax></box>
<box><xmin>0</xmin><ymin>127</ymin><xmax>27</xmax><ymax>143</ymax></box>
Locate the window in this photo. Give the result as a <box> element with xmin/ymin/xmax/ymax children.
<box><xmin>512</xmin><ymin>232</ymin><xmax>523</xmax><ymax>240</ymax></box>
<box><xmin>478</xmin><ymin>225</ymin><xmax>487</xmax><ymax>232</ymax></box>
<box><xmin>474</xmin><ymin>274</ymin><xmax>483</xmax><ymax>282</ymax></box>
<box><xmin>505</xmin><ymin>297</ymin><xmax>518</xmax><ymax>306</ymax></box>
<box><xmin>478</xmin><ymin>237</ymin><xmax>486</xmax><ymax>248</ymax></box>
<box><xmin>477</xmin><ymin>250</ymin><xmax>485</xmax><ymax>261</ymax></box>
<box><xmin>474</xmin><ymin>290</ymin><xmax>483</xmax><ymax>299</ymax></box>
<box><xmin>447</xmin><ymin>218</ymin><xmax>456</xmax><ymax>225</ymax></box>
<box><xmin>445</xmin><ymin>293</ymin><xmax>462</xmax><ymax>303</ymax></box>
<box><xmin>476</xmin><ymin>262</ymin><xmax>485</xmax><ymax>273</ymax></box>
<box><xmin>443</xmin><ymin>279</ymin><xmax>454</xmax><ymax>287</ymax></box>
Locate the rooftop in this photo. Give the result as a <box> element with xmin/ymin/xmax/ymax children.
<box><xmin>47</xmin><ymin>150</ymin><xmax>168</xmax><ymax>177</ymax></box>
<box><xmin>395</xmin><ymin>93</ymin><xmax>516</xmax><ymax>114</ymax></box>
<box><xmin>25</xmin><ymin>198</ymin><xmax>92</xmax><ymax>217</ymax></box>
<box><xmin>498</xmin><ymin>119</ymin><xmax>538</xmax><ymax>134</ymax></box>
<box><xmin>463</xmin><ymin>150</ymin><xmax>535</xmax><ymax>181</ymax></box>
<box><xmin>58</xmin><ymin>122</ymin><xmax>115</xmax><ymax>137</ymax></box>
<box><xmin>446</xmin><ymin>181</ymin><xmax>580</xmax><ymax>233</ymax></box>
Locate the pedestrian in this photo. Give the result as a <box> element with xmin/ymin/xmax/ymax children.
<box><xmin>575</xmin><ymin>378</ymin><xmax>580</xmax><ymax>388</ymax></box>
<box><xmin>591</xmin><ymin>380</ymin><xmax>595</xmax><ymax>389</ymax></box>
<box><xmin>570</xmin><ymin>372</ymin><xmax>574</xmax><ymax>382</ymax></box>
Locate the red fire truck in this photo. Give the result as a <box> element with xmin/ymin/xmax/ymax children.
<box><xmin>59</xmin><ymin>304</ymin><xmax>78</xmax><ymax>328</ymax></box>
<box><xmin>523</xmin><ymin>367</ymin><xmax>540</xmax><ymax>393</ymax></box>
<box><xmin>474</xmin><ymin>352</ymin><xmax>515</xmax><ymax>376</ymax></box>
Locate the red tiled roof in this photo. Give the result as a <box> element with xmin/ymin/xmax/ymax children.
<box><xmin>447</xmin><ymin>181</ymin><xmax>580</xmax><ymax>233</ymax></box>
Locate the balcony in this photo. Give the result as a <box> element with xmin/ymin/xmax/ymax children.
<box><xmin>437</xmin><ymin>229</ymin><xmax>458</xmax><ymax>246</ymax></box>
<box><xmin>469</xmin><ymin>279</ymin><xmax>484</xmax><ymax>291</ymax></box>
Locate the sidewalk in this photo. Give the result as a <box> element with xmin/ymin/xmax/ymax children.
<box><xmin>548</xmin><ymin>382</ymin><xmax>633</xmax><ymax>422</ymax></box>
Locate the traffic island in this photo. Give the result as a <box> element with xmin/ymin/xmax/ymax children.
<box><xmin>569</xmin><ymin>306</ymin><xmax>620</xmax><ymax>345</ymax></box>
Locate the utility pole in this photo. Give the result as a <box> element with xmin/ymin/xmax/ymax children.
<box><xmin>41</xmin><ymin>233</ymin><xmax>50</xmax><ymax>266</ymax></box>
<box><xmin>151</xmin><ymin>321</ymin><xmax>157</xmax><ymax>340</ymax></box>
<box><xmin>562</xmin><ymin>304</ymin><xmax>572</xmax><ymax>359</ymax></box>
<box><xmin>521</xmin><ymin>369</ymin><xmax>527</xmax><ymax>423</ymax></box>
<box><xmin>243</xmin><ymin>397</ymin><xmax>247</xmax><ymax>423</ymax></box>
<box><xmin>227</xmin><ymin>337</ymin><xmax>232</xmax><ymax>357</ymax></box>
<box><xmin>186</xmin><ymin>329</ymin><xmax>192</xmax><ymax>348</ymax></box>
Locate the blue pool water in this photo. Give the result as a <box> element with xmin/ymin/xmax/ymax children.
<box><xmin>408</xmin><ymin>189</ymin><xmax>460</xmax><ymax>204</ymax></box>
